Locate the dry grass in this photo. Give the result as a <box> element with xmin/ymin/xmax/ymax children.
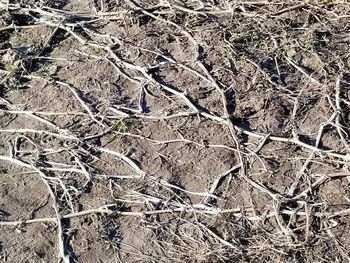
<box><xmin>0</xmin><ymin>0</ymin><xmax>350</xmax><ymax>262</ymax></box>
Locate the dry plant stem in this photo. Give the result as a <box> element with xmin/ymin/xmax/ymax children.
<box><xmin>109</xmin><ymin>108</ymin><xmax>349</xmax><ymax>160</ymax></box>
<box><xmin>0</xmin><ymin>109</ymin><xmax>88</xmax><ymax>116</ymax></box>
<box><xmin>117</xmin><ymin>103</ymin><xmax>348</xmax><ymax>161</ymax></box>
<box><xmin>0</xmin><ymin>129</ymin><xmax>77</xmax><ymax>140</ymax></box>
<box><xmin>107</xmin><ymin>47</ymin><xmax>200</xmax><ymax>112</ymax></box>
<box><xmin>108</xmin><ymin>108</ymin><xmax>212</xmax><ymax>120</ymax></box>
<box><xmin>197</xmin><ymin>61</ymin><xmax>247</xmax><ymax>199</ymax></box>
<box><xmin>78</xmin><ymin>46</ymin><xmax>223</xmax><ymax>123</ymax></box>
<box><xmin>1</xmin><ymin>99</ymin><xmax>144</xmax><ymax>176</ymax></box>
<box><xmin>2</xmin><ymin>19</ymin><xmax>349</xmax><ymax>161</ymax></box>
<box><xmin>271</xmin><ymin>3</ymin><xmax>306</xmax><ymax>16</ymax></box>
<box><xmin>0</xmin><ymin>2</ymin><xmax>349</xmax><ymax>262</ymax></box>
<box><xmin>288</xmin><ymin>111</ymin><xmax>337</xmax><ymax>196</ymax></box>
<box><xmin>244</xmin><ymin>58</ymin><xmax>294</xmax><ymax>95</ymax></box>
<box><xmin>273</xmin><ymin>200</ymin><xmax>295</xmax><ymax>242</ymax></box>
<box><xmin>243</xmin><ymin>174</ymin><xmax>281</xmax><ymax>201</ymax></box>
<box><xmin>304</xmin><ymin>202</ymin><xmax>312</xmax><ymax>242</ymax></box>
<box><xmin>198</xmin><ymin>222</ymin><xmax>240</xmax><ymax>249</ymax></box>
<box><xmin>253</xmin><ymin>133</ymin><xmax>271</xmax><ymax>154</ymax></box>
<box><xmin>114</xmin><ymin>131</ymin><xmax>238</xmax><ymax>152</ymax></box>
<box><xmin>97</xmin><ymin>147</ymin><xmax>145</xmax><ymax>176</ymax></box>
<box><xmin>56</xmin><ymin>80</ymin><xmax>105</xmax><ymax>127</ymax></box>
<box><xmin>71</xmin><ymin>153</ymin><xmax>92</xmax><ymax>182</ymax></box>
<box><xmin>284</xmin><ymin>55</ymin><xmax>322</xmax><ymax>85</ymax></box>
<box><xmin>168</xmin><ymin>2</ymin><xmax>258</xmax><ymax>17</ymax></box>
<box><xmin>292</xmin><ymin>173</ymin><xmax>350</xmax><ymax>200</ymax></box>
<box><xmin>0</xmin><ymin>98</ymin><xmax>72</xmax><ymax>137</ymax></box>
<box><xmin>2</xmin><ymin>96</ymin><xmax>349</xmax><ymax>163</ymax></box>
<box><xmin>202</xmin><ymin>163</ymin><xmax>242</xmax><ymax>204</ymax></box>
<box><xmin>323</xmin><ymin>220</ymin><xmax>350</xmax><ymax>261</ymax></box>
<box><xmin>197</xmin><ymin>62</ymin><xmax>240</xmax><ymax>147</ymax></box>
<box><xmin>333</xmin><ymin>74</ymin><xmax>349</xmax><ymax>149</ymax></box>
<box><xmin>245</xmin><ymin>131</ymin><xmax>349</xmax><ymax>161</ymax></box>
<box><xmin>1</xmin><ymin>3</ymin><xmax>69</xmax><ymax>18</ymax></box>
<box><xmin>159</xmin><ymin>180</ymin><xmax>218</xmax><ymax>199</ymax></box>
<box><xmin>0</xmin><ymin>23</ymin><xmax>46</xmax><ymax>32</ymax></box>
<box><xmin>0</xmin><ymin>130</ymin><xmax>143</xmax><ymax>176</ymax></box>
<box><xmin>39</xmin><ymin>20</ymin><xmax>87</xmax><ymax>45</ymax></box>
<box><xmin>0</xmin><ymin>205</ymin><xmax>255</xmax><ymax>226</ymax></box>
<box><xmin>139</xmin><ymin>9</ymin><xmax>249</xmax><ymax>200</ymax></box>
<box><xmin>33</xmin><ymin>168</ymin><xmax>70</xmax><ymax>263</ymax></box>
<box><xmin>0</xmin><ymin>155</ymin><xmax>70</xmax><ymax>262</ymax></box>
<box><xmin>2</xmin><ymin>200</ymin><xmax>350</xmax><ymax>227</ymax></box>
<box><xmin>131</xmin><ymin>44</ymin><xmax>210</xmax><ymax>82</ymax></box>
<box><xmin>141</xmin><ymin>6</ymin><xmax>248</xmax><ymax>191</ymax></box>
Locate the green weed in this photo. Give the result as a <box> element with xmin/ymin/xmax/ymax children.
<box><xmin>112</xmin><ymin>119</ymin><xmax>128</xmax><ymax>133</ymax></box>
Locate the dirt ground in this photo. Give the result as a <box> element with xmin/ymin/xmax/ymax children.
<box><xmin>0</xmin><ymin>0</ymin><xmax>350</xmax><ymax>262</ymax></box>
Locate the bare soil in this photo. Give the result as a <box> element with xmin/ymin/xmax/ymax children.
<box><xmin>0</xmin><ymin>0</ymin><xmax>350</xmax><ymax>262</ymax></box>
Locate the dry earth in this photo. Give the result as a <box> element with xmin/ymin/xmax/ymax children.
<box><xmin>0</xmin><ymin>0</ymin><xmax>350</xmax><ymax>262</ymax></box>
